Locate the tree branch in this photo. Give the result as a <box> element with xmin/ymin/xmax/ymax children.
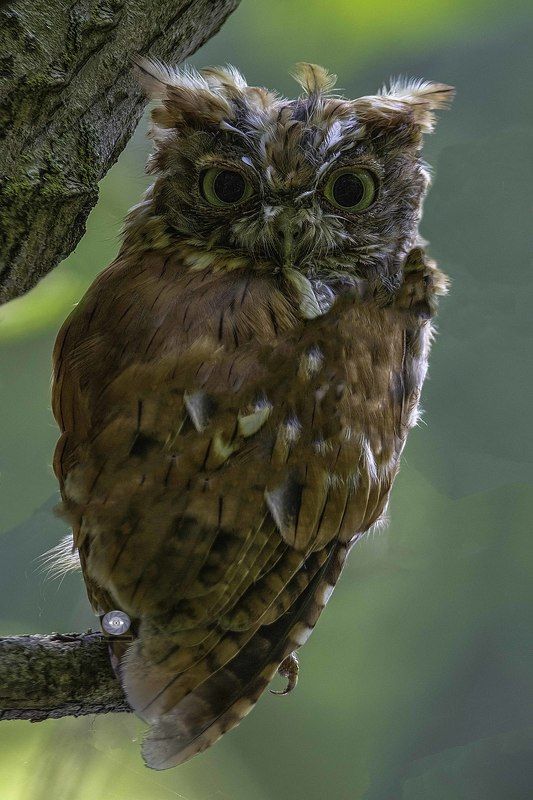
<box><xmin>0</xmin><ymin>0</ymin><xmax>240</xmax><ymax>303</ymax></box>
<box><xmin>0</xmin><ymin>633</ymin><xmax>130</xmax><ymax>721</ymax></box>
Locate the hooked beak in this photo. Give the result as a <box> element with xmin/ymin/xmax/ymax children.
<box><xmin>272</xmin><ymin>210</ymin><xmax>296</xmax><ymax>267</ymax></box>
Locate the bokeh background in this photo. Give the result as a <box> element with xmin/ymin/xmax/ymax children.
<box><xmin>1</xmin><ymin>1</ymin><xmax>532</xmax><ymax>798</ymax></box>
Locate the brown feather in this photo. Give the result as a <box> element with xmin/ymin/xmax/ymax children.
<box><xmin>50</xmin><ymin>61</ymin><xmax>451</xmax><ymax>769</ymax></box>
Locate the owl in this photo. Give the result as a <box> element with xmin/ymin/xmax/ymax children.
<box><xmin>51</xmin><ymin>60</ymin><xmax>452</xmax><ymax>769</ymax></box>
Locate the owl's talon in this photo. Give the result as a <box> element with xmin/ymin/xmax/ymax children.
<box><xmin>270</xmin><ymin>652</ymin><xmax>299</xmax><ymax>696</ymax></box>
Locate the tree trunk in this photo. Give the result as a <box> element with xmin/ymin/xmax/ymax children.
<box><xmin>0</xmin><ymin>633</ymin><xmax>130</xmax><ymax>721</ymax></box>
<box><xmin>0</xmin><ymin>0</ymin><xmax>240</xmax><ymax>303</ymax></box>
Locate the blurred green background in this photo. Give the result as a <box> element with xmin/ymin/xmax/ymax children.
<box><xmin>1</xmin><ymin>1</ymin><xmax>532</xmax><ymax>798</ymax></box>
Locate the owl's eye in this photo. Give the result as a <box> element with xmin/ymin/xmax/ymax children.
<box><xmin>200</xmin><ymin>167</ymin><xmax>253</xmax><ymax>207</ymax></box>
<box><xmin>323</xmin><ymin>167</ymin><xmax>378</xmax><ymax>212</ymax></box>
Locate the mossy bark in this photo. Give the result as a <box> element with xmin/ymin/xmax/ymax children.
<box><xmin>0</xmin><ymin>633</ymin><xmax>129</xmax><ymax>720</ymax></box>
<box><xmin>0</xmin><ymin>0</ymin><xmax>240</xmax><ymax>303</ymax></box>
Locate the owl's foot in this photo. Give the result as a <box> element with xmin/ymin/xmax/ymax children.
<box><xmin>270</xmin><ymin>652</ymin><xmax>299</xmax><ymax>695</ymax></box>
<box><xmin>393</xmin><ymin>247</ymin><xmax>449</xmax><ymax>319</ymax></box>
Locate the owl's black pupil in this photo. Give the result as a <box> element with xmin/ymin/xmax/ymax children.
<box><xmin>214</xmin><ymin>170</ymin><xmax>246</xmax><ymax>203</ymax></box>
<box><xmin>332</xmin><ymin>173</ymin><xmax>364</xmax><ymax>207</ymax></box>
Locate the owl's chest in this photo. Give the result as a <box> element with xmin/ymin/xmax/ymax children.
<box><xmin>264</xmin><ymin>295</ymin><xmax>405</xmax><ymax>455</ymax></box>
<box><xmin>66</xmin><ymin>276</ymin><xmax>408</xmax><ymax>554</ymax></box>
<box><xmin>240</xmin><ymin>302</ymin><xmax>405</xmax><ymax>550</ymax></box>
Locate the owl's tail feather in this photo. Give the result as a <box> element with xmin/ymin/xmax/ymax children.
<box><xmin>125</xmin><ymin>542</ymin><xmax>348</xmax><ymax>770</ymax></box>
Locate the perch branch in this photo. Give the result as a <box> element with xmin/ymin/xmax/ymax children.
<box><xmin>0</xmin><ymin>0</ymin><xmax>240</xmax><ymax>303</ymax></box>
<box><xmin>0</xmin><ymin>633</ymin><xmax>130</xmax><ymax>721</ymax></box>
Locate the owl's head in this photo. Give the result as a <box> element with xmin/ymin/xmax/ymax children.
<box><xmin>134</xmin><ymin>59</ymin><xmax>453</xmax><ymax>282</ymax></box>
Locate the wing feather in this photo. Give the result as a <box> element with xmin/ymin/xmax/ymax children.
<box><xmin>137</xmin><ymin>542</ymin><xmax>348</xmax><ymax>769</ymax></box>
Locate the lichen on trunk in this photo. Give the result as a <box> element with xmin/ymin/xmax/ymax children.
<box><xmin>0</xmin><ymin>633</ymin><xmax>129</xmax><ymax>721</ymax></box>
<box><xmin>0</xmin><ymin>0</ymin><xmax>240</xmax><ymax>303</ymax></box>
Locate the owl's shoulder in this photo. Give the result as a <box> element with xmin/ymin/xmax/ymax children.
<box><xmin>53</xmin><ymin>250</ymin><xmax>304</xmax><ymax>394</ymax></box>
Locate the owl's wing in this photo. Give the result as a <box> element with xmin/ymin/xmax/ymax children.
<box><xmin>52</xmin><ymin>305</ymin><xmax>121</xmax><ymax>612</ymax></box>
<box><xmin>52</xmin><ymin>255</ymin><xmax>404</xmax><ymax>768</ymax></box>
<box><xmin>138</xmin><ymin>541</ymin><xmax>349</xmax><ymax>769</ymax></box>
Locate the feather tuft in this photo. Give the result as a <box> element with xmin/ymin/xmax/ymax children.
<box><xmin>201</xmin><ymin>64</ymin><xmax>248</xmax><ymax>93</ymax></box>
<box><xmin>383</xmin><ymin>77</ymin><xmax>455</xmax><ymax>110</ymax></box>
<box><xmin>354</xmin><ymin>77</ymin><xmax>454</xmax><ymax>134</ymax></box>
<box><xmin>133</xmin><ymin>56</ymin><xmax>175</xmax><ymax>100</ymax></box>
<box><xmin>290</xmin><ymin>62</ymin><xmax>338</xmax><ymax>95</ymax></box>
<box><xmin>133</xmin><ymin>57</ymin><xmax>233</xmax><ymax>127</ymax></box>
<box><xmin>37</xmin><ymin>534</ymin><xmax>80</xmax><ymax>581</ymax></box>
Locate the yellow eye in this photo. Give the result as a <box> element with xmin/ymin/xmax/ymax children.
<box><xmin>323</xmin><ymin>167</ymin><xmax>378</xmax><ymax>212</ymax></box>
<box><xmin>200</xmin><ymin>167</ymin><xmax>253</xmax><ymax>207</ymax></box>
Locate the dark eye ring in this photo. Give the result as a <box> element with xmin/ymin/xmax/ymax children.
<box><xmin>323</xmin><ymin>167</ymin><xmax>378</xmax><ymax>212</ymax></box>
<box><xmin>200</xmin><ymin>167</ymin><xmax>253</xmax><ymax>207</ymax></box>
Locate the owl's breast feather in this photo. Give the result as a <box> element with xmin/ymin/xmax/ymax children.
<box><xmin>254</xmin><ymin>292</ymin><xmax>413</xmax><ymax>552</ymax></box>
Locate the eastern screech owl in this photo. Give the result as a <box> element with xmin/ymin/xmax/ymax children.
<box><xmin>51</xmin><ymin>60</ymin><xmax>452</xmax><ymax>769</ymax></box>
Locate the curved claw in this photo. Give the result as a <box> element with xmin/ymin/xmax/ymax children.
<box><xmin>270</xmin><ymin>652</ymin><xmax>299</xmax><ymax>696</ymax></box>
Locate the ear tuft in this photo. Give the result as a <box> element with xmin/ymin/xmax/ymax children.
<box><xmin>201</xmin><ymin>64</ymin><xmax>248</xmax><ymax>94</ymax></box>
<box><xmin>291</xmin><ymin>62</ymin><xmax>338</xmax><ymax>95</ymax></box>
<box><xmin>384</xmin><ymin>77</ymin><xmax>455</xmax><ymax>108</ymax></box>
<box><xmin>354</xmin><ymin>78</ymin><xmax>454</xmax><ymax>134</ymax></box>
<box><xmin>133</xmin><ymin>56</ymin><xmax>175</xmax><ymax>101</ymax></box>
<box><xmin>133</xmin><ymin>56</ymin><xmax>234</xmax><ymax>129</ymax></box>
<box><xmin>383</xmin><ymin>78</ymin><xmax>455</xmax><ymax>131</ymax></box>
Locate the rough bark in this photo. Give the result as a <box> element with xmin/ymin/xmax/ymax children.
<box><xmin>0</xmin><ymin>632</ymin><xmax>130</xmax><ymax>721</ymax></box>
<box><xmin>0</xmin><ymin>0</ymin><xmax>240</xmax><ymax>303</ymax></box>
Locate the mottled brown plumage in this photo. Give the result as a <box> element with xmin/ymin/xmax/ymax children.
<box><xmin>51</xmin><ymin>61</ymin><xmax>452</xmax><ymax>769</ymax></box>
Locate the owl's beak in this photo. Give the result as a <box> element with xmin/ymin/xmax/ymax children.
<box><xmin>276</xmin><ymin>226</ymin><xmax>294</xmax><ymax>266</ymax></box>
<box><xmin>272</xmin><ymin>211</ymin><xmax>296</xmax><ymax>267</ymax></box>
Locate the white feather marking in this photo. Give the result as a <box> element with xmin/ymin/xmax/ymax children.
<box><xmin>317</xmin><ymin>580</ymin><xmax>335</xmax><ymax>606</ymax></box>
<box><xmin>307</xmin><ymin>346</ymin><xmax>324</xmax><ymax>374</ymax></box>
<box><xmin>184</xmin><ymin>391</ymin><xmax>212</xmax><ymax>432</ymax></box>
<box><xmin>264</xmin><ymin>485</ymin><xmax>289</xmax><ymax>534</ymax></box>
<box><xmin>290</xmin><ymin>623</ymin><xmax>313</xmax><ymax>646</ymax></box>
<box><xmin>238</xmin><ymin>401</ymin><xmax>272</xmax><ymax>438</ymax></box>
<box><xmin>284</xmin><ymin>416</ymin><xmax>301</xmax><ymax>442</ymax></box>
<box><xmin>211</xmin><ymin>432</ymin><xmax>238</xmax><ymax>464</ymax></box>
<box><xmin>284</xmin><ymin>269</ymin><xmax>324</xmax><ymax>319</ymax></box>
<box><xmin>360</xmin><ymin>435</ymin><xmax>378</xmax><ymax>482</ymax></box>
<box><xmin>313</xmin><ymin>436</ymin><xmax>333</xmax><ymax>455</ymax></box>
